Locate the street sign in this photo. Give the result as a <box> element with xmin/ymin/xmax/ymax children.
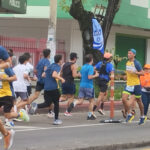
<box><xmin>0</xmin><ymin>0</ymin><xmax>27</xmax><ymax>14</ymax></box>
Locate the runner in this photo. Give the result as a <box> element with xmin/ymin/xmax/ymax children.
<box><xmin>67</xmin><ymin>54</ymin><xmax>99</xmax><ymax>120</ymax></box>
<box><xmin>122</xmin><ymin>49</ymin><xmax>146</xmax><ymax>125</ymax></box>
<box><xmin>30</xmin><ymin>55</ymin><xmax>65</xmax><ymax>125</ymax></box>
<box><xmin>93</xmin><ymin>52</ymin><xmax>114</xmax><ymax>115</ymax></box>
<box><xmin>0</xmin><ymin>46</ymin><xmax>15</xmax><ymax>149</ymax></box>
<box><xmin>28</xmin><ymin>49</ymin><xmax>51</xmax><ymax>114</ymax></box>
<box><xmin>12</xmin><ymin>55</ymin><xmax>30</xmax><ymax>111</ymax></box>
<box><xmin>59</xmin><ymin>52</ymin><xmax>81</xmax><ymax>116</ymax></box>
<box><xmin>3</xmin><ymin>55</ymin><xmax>17</xmax><ymax>127</ymax></box>
<box><xmin>23</xmin><ymin>52</ymin><xmax>35</xmax><ymax>97</ymax></box>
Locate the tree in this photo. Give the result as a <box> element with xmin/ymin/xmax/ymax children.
<box><xmin>102</xmin><ymin>0</ymin><xmax>121</xmax><ymax>48</ymax></box>
<box><xmin>69</xmin><ymin>0</ymin><xmax>121</xmax><ymax>63</ymax></box>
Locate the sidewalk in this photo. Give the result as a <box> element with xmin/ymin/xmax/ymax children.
<box><xmin>31</xmin><ymin>81</ymin><xmax>123</xmax><ymax>114</ymax></box>
<box><xmin>36</xmin><ymin>94</ymin><xmax>123</xmax><ymax>114</ymax></box>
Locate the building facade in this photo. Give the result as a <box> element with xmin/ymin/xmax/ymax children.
<box><xmin>0</xmin><ymin>0</ymin><xmax>150</xmax><ymax>68</ymax></box>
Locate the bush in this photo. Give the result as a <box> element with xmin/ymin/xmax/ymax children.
<box><xmin>73</xmin><ymin>79</ymin><xmax>125</xmax><ymax>100</ymax></box>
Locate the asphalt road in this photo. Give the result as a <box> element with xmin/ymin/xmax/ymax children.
<box><xmin>1</xmin><ymin>111</ymin><xmax>150</xmax><ymax>150</ymax></box>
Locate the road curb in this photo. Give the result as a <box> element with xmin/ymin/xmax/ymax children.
<box><xmin>74</xmin><ymin>141</ymin><xmax>150</xmax><ymax>150</ymax></box>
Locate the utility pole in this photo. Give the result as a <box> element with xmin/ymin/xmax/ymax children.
<box><xmin>47</xmin><ymin>0</ymin><xmax>57</xmax><ymax>63</ymax></box>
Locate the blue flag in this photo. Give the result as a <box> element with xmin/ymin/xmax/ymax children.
<box><xmin>92</xmin><ymin>18</ymin><xmax>104</xmax><ymax>54</ymax></box>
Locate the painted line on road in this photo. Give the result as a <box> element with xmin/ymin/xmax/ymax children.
<box><xmin>15</xmin><ymin>123</ymin><xmax>107</xmax><ymax>132</ymax></box>
<box><xmin>13</xmin><ymin>125</ymin><xmax>40</xmax><ymax>129</ymax></box>
<box><xmin>14</xmin><ymin>120</ymin><xmax>150</xmax><ymax>132</ymax></box>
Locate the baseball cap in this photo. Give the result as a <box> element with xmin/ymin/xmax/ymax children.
<box><xmin>144</xmin><ymin>64</ymin><xmax>150</xmax><ymax>69</ymax></box>
<box><xmin>130</xmin><ymin>49</ymin><xmax>136</xmax><ymax>55</ymax></box>
<box><xmin>104</xmin><ymin>52</ymin><xmax>112</xmax><ymax>59</ymax></box>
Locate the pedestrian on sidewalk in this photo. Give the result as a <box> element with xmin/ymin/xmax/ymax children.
<box><xmin>140</xmin><ymin>64</ymin><xmax>150</xmax><ymax>118</ymax></box>
<box><xmin>122</xmin><ymin>49</ymin><xmax>146</xmax><ymax>125</ymax></box>
<box><xmin>67</xmin><ymin>54</ymin><xmax>99</xmax><ymax>120</ymax></box>
<box><xmin>59</xmin><ymin>52</ymin><xmax>81</xmax><ymax>117</ymax></box>
<box><xmin>93</xmin><ymin>52</ymin><xmax>114</xmax><ymax>115</ymax></box>
<box><xmin>30</xmin><ymin>55</ymin><xmax>65</xmax><ymax>125</ymax></box>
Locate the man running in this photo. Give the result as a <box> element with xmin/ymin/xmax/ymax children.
<box><xmin>122</xmin><ymin>49</ymin><xmax>145</xmax><ymax>125</ymax></box>
<box><xmin>28</xmin><ymin>49</ymin><xmax>51</xmax><ymax>112</ymax></box>
<box><xmin>67</xmin><ymin>54</ymin><xmax>99</xmax><ymax>120</ymax></box>
<box><xmin>93</xmin><ymin>52</ymin><xmax>114</xmax><ymax>115</ymax></box>
<box><xmin>0</xmin><ymin>46</ymin><xmax>15</xmax><ymax>149</ymax></box>
<box><xmin>59</xmin><ymin>52</ymin><xmax>81</xmax><ymax>116</ymax></box>
<box><xmin>30</xmin><ymin>55</ymin><xmax>65</xmax><ymax>125</ymax></box>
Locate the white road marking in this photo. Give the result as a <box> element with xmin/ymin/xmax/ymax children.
<box><xmin>15</xmin><ymin>123</ymin><xmax>107</xmax><ymax>132</ymax></box>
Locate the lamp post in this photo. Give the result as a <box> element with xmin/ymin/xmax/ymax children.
<box><xmin>47</xmin><ymin>0</ymin><xmax>57</xmax><ymax>63</ymax></box>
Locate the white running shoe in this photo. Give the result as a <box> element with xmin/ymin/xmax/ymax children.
<box><xmin>64</xmin><ymin>111</ymin><xmax>72</xmax><ymax>117</ymax></box>
<box><xmin>5</xmin><ymin>120</ymin><xmax>14</xmax><ymax>128</ymax></box>
<box><xmin>47</xmin><ymin>111</ymin><xmax>55</xmax><ymax>118</ymax></box>
<box><xmin>29</xmin><ymin>102</ymin><xmax>38</xmax><ymax>115</ymax></box>
<box><xmin>4</xmin><ymin>129</ymin><xmax>15</xmax><ymax>150</ymax></box>
<box><xmin>13</xmin><ymin>118</ymin><xmax>22</xmax><ymax>122</ymax></box>
<box><xmin>0</xmin><ymin>133</ymin><xmax>2</xmax><ymax>140</ymax></box>
<box><xmin>53</xmin><ymin>119</ymin><xmax>62</xmax><ymax>125</ymax></box>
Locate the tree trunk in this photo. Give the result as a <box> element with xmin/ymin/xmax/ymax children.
<box><xmin>102</xmin><ymin>0</ymin><xmax>121</xmax><ymax>48</ymax></box>
<box><xmin>69</xmin><ymin>0</ymin><xmax>121</xmax><ymax>63</ymax></box>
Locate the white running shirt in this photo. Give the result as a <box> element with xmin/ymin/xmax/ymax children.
<box><xmin>13</xmin><ymin>64</ymin><xmax>28</xmax><ymax>92</ymax></box>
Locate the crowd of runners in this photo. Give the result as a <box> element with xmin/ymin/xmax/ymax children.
<box><xmin>0</xmin><ymin>45</ymin><xmax>150</xmax><ymax>149</ymax></box>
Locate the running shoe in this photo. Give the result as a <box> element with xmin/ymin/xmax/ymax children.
<box><xmin>87</xmin><ymin>114</ymin><xmax>96</xmax><ymax>120</ymax></box>
<box><xmin>126</xmin><ymin>114</ymin><xmax>134</xmax><ymax>123</ymax></box>
<box><xmin>53</xmin><ymin>119</ymin><xmax>62</xmax><ymax>125</ymax></box>
<box><xmin>64</xmin><ymin>111</ymin><xmax>72</xmax><ymax>117</ymax></box>
<box><xmin>25</xmin><ymin>104</ymin><xmax>31</xmax><ymax>113</ymax></box>
<box><xmin>138</xmin><ymin>116</ymin><xmax>147</xmax><ymax>125</ymax></box>
<box><xmin>98</xmin><ymin>109</ymin><xmax>105</xmax><ymax>115</ymax></box>
<box><xmin>47</xmin><ymin>111</ymin><xmax>55</xmax><ymax>118</ymax></box>
<box><xmin>29</xmin><ymin>102</ymin><xmax>38</xmax><ymax>115</ymax></box>
<box><xmin>92</xmin><ymin>113</ymin><xmax>97</xmax><ymax>119</ymax></box>
<box><xmin>0</xmin><ymin>133</ymin><xmax>2</xmax><ymax>140</ymax></box>
<box><xmin>5</xmin><ymin>120</ymin><xmax>14</xmax><ymax>128</ymax></box>
<box><xmin>4</xmin><ymin>129</ymin><xmax>15</xmax><ymax>150</ymax></box>
<box><xmin>19</xmin><ymin>109</ymin><xmax>30</xmax><ymax>122</ymax></box>
<box><xmin>13</xmin><ymin>118</ymin><xmax>22</xmax><ymax>122</ymax></box>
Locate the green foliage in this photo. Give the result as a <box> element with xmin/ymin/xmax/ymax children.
<box><xmin>106</xmin><ymin>48</ymin><xmax>127</xmax><ymax>70</ymax></box>
<box><xmin>59</xmin><ymin>0</ymin><xmax>87</xmax><ymax>12</ymax></box>
<box><xmin>59</xmin><ymin>0</ymin><xmax>70</xmax><ymax>12</ymax></box>
<box><xmin>59</xmin><ymin>0</ymin><xmax>107</xmax><ymax>12</ymax></box>
<box><xmin>113</xmin><ymin>55</ymin><xmax>127</xmax><ymax>70</ymax></box>
<box><xmin>73</xmin><ymin>79</ymin><xmax>124</xmax><ymax>100</ymax></box>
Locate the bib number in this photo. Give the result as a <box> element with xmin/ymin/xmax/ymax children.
<box><xmin>126</xmin><ymin>86</ymin><xmax>134</xmax><ymax>92</ymax></box>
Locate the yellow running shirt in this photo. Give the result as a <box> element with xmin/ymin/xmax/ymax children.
<box><xmin>0</xmin><ymin>69</ymin><xmax>12</xmax><ymax>97</ymax></box>
<box><xmin>126</xmin><ymin>60</ymin><xmax>142</xmax><ymax>86</ymax></box>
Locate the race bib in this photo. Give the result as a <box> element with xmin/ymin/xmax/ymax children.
<box><xmin>126</xmin><ymin>86</ymin><xmax>134</xmax><ymax>92</ymax></box>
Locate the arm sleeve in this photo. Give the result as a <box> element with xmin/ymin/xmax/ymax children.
<box><xmin>107</xmin><ymin>63</ymin><xmax>114</xmax><ymax>73</ymax></box>
<box><xmin>134</xmin><ymin>60</ymin><xmax>142</xmax><ymax>71</ymax></box>
<box><xmin>5</xmin><ymin>68</ymin><xmax>15</xmax><ymax>77</ymax></box>
<box><xmin>51</xmin><ymin>65</ymin><xmax>61</xmax><ymax>75</ymax></box>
